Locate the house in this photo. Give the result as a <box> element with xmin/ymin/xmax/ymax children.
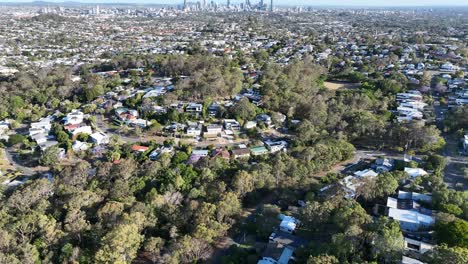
<box><xmin>115</xmin><ymin>107</ymin><xmax>139</xmax><ymax>121</ymax></box>
<box><xmin>149</xmin><ymin>146</ymin><xmax>173</xmax><ymax>161</ymax></box>
<box><xmin>187</xmin><ymin>150</ymin><xmax>209</xmax><ymax>165</ymax></box>
<box><xmin>404</xmin><ymin>168</ymin><xmax>428</xmax><ymax>178</ymax></box>
<box><xmin>70</xmin><ymin>126</ymin><xmax>93</xmax><ymax>137</ymax></box>
<box><xmin>185</xmin><ymin>103</ymin><xmax>203</xmax><ymax>113</ymax></box>
<box><xmin>223</xmin><ymin>119</ymin><xmax>241</xmax><ymax>130</ymax></box>
<box><xmin>244</xmin><ymin>121</ymin><xmax>257</xmax><ymax>129</ymax></box>
<box><xmin>462</xmin><ymin>135</ymin><xmax>468</xmax><ymax>155</ymax></box>
<box><xmin>205</xmin><ymin>124</ymin><xmax>223</xmax><ymax>135</ymax></box>
<box><xmin>401</xmin><ymin>256</ymin><xmax>425</xmax><ymax>264</ymax></box>
<box><xmin>250</xmin><ymin>146</ymin><xmax>269</xmax><ymax>156</ymax></box>
<box><xmin>208</xmin><ymin>104</ymin><xmax>221</xmax><ymax>117</ymax></box>
<box><xmin>387</xmin><ymin>207</ymin><xmax>434</xmax><ymax>231</ymax></box>
<box><xmin>256</xmin><ymin>114</ymin><xmax>272</xmax><ymax>126</ymax></box>
<box><xmin>30</xmin><ymin>117</ymin><xmax>52</xmax><ymax>132</ymax></box>
<box><xmin>231</xmin><ymin>148</ymin><xmax>251</xmax><ymax>159</ymax></box>
<box><xmin>440</xmin><ymin>62</ymin><xmax>455</xmax><ymax>72</ymax></box>
<box><xmin>192</xmin><ymin>149</ymin><xmax>209</xmax><ymax>157</ymax></box>
<box><xmin>398</xmin><ymin>190</ymin><xmax>432</xmax><ymax>203</ymax></box>
<box><xmin>260</xmin><ymin>230</ymin><xmax>306</xmax><ymax>264</ymax></box>
<box><xmin>131</xmin><ymin>145</ymin><xmax>149</xmax><ymax>152</ymax></box>
<box><xmin>354</xmin><ymin>169</ymin><xmax>378</xmax><ymax>178</ymax></box>
<box><xmin>278</xmin><ymin>214</ymin><xmax>300</xmax><ymax>234</ymax></box>
<box><xmin>186</xmin><ymin>123</ymin><xmax>202</xmax><ymax>137</ymax></box>
<box><xmin>340</xmin><ymin>169</ymin><xmax>379</xmax><ymax>199</ymax></box>
<box><xmin>257</xmin><ymin>257</ymin><xmax>279</xmax><ymax>264</ymax></box>
<box><xmin>63</xmin><ymin>110</ymin><xmax>84</xmax><ymax>125</ymax></box>
<box><xmin>90</xmin><ymin>132</ymin><xmax>109</xmax><ymax>145</ymax></box>
<box><xmin>211</xmin><ymin>148</ymin><xmax>230</xmax><ymax>160</ymax></box>
<box><xmin>404</xmin><ymin>236</ymin><xmax>434</xmax><ymax>255</ymax></box>
<box><xmin>373</xmin><ymin>158</ymin><xmax>394</xmax><ymax>172</ymax></box>
<box><xmin>129</xmin><ymin>119</ymin><xmax>151</xmax><ymax>128</ymax></box>
<box><xmin>143</xmin><ymin>87</ymin><xmax>166</xmax><ymax>98</ymax></box>
<box><xmin>264</xmin><ymin>140</ymin><xmax>288</xmax><ymax>153</ymax></box>
<box><xmin>386</xmin><ymin>196</ymin><xmax>434</xmax><ymax>231</ymax></box>
<box><xmin>39</xmin><ymin>140</ymin><xmax>59</xmax><ymax>151</ymax></box>
<box><xmin>72</xmin><ymin>141</ymin><xmax>89</xmax><ymax>152</ymax></box>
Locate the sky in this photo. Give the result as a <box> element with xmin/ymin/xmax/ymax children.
<box><xmin>0</xmin><ymin>0</ymin><xmax>467</xmax><ymax>6</ymax></box>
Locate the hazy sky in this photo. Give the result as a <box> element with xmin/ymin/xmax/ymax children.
<box><xmin>0</xmin><ymin>0</ymin><xmax>467</xmax><ymax>6</ymax></box>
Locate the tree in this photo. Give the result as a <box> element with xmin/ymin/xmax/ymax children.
<box><xmin>333</xmin><ymin>201</ymin><xmax>371</xmax><ymax>230</ymax></box>
<box><xmin>39</xmin><ymin>145</ymin><xmax>61</xmax><ymax>167</ymax></box>
<box><xmin>230</xmin><ymin>98</ymin><xmax>257</xmax><ymax>123</ymax></box>
<box><xmin>301</xmin><ymin>201</ymin><xmax>334</xmax><ymax>228</ymax></box>
<box><xmin>56</xmin><ymin>130</ymin><xmax>70</xmax><ymax>144</ymax></box>
<box><xmin>307</xmin><ymin>254</ymin><xmax>339</xmax><ymax>264</ymax></box>
<box><xmin>95</xmin><ymin>224</ymin><xmax>143</xmax><ymax>264</ymax></box>
<box><xmin>375</xmin><ymin>172</ymin><xmax>398</xmax><ymax>197</ymax></box>
<box><xmin>175</xmin><ymin>236</ymin><xmax>212</xmax><ymax>263</ymax></box>
<box><xmin>84</xmin><ymin>84</ymin><xmax>104</xmax><ymax>102</ymax></box>
<box><xmin>144</xmin><ymin>237</ymin><xmax>165</xmax><ymax>264</ymax></box>
<box><xmin>7</xmin><ymin>134</ymin><xmax>25</xmax><ymax>147</ymax></box>
<box><xmin>435</xmin><ymin>219</ymin><xmax>468</xmax><ymax>248</ymax></box>
<box><xmin>371</xmin><ymin>217</ymin><xmax>404</xmax><ymax>263</ymax></box>
<box><xmin>233</xmin><ymin>170</ymin><xmax>254</xmax><ymax>196</ymax></box>
<box><xmin>216</xmin><ymin>192</ymin><xmax>241</xmax><ymax>222</ymax></box>
<box><xmin>423</xmin><ymin>244</ymin><xmax>468</xmax><ymax>264</ymax></box>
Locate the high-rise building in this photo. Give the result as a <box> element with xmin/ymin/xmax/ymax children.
<box><xmin>270</xmin><ymin>0</ymin><xmax>273</xmax><ymax>12</ymax></box>
<box><xmin>183</xmin><ymin>0</ymin><xmax>187</xmax><ymax>10</ymax></box>
<box><xmin>227</xmin><ymin>0</ymin><xmax>230</xmax><ymax>7</ymax></box>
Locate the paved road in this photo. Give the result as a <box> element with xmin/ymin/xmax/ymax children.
<box><xmin>4</xmin><ymin>148</ymin><xmax>35</xmax><ymax>176</ymax></box>
<box><xmin>433</xmin><ymin>97</ymin><xmax>468</xmax><ymax>190</ymax></box>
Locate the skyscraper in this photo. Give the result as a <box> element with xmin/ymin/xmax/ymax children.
<box><xmin>183</xmin><ymin>0</ymin><xmax>187</xmax><ymax>10</ymax></box>
<box><xmin>270</xmin><ymin>0</ymin><xmax>273</xmax><ymax>12</ymax></box>
<box><xmin>227</xmin><ymin>0</ymin><xmax>230</xmax><ymax>7</ymax></box>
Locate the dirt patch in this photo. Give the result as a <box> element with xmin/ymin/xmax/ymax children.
<box><xmin>324</xmin><ymin>81</ymin><xmax>360</xmax><ymax>90</ymax></box>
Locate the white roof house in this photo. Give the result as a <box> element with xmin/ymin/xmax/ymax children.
<box><xmin>186</xmin><ymin>103</ymin><xmax>203</xmax><ymax>113</ymax></box>
<box><xmin>354</xmin><ymin>169</ymin><xmax>378</xmax><ymax>178</ymax></box>
<box><xmin>72</xmin><ymin>141</ymin><xmax>89</xmax><ymax>152</ymax></box>
<box><xmin>30</xmin><ymin>117</ymin><xmax>52</xmax><ymax>131</ymax></box>
<box><xmin>64</xmin><ymin>110</ymin><xmax>84</xmax><ymax>125</ymax></box>
<box><xmin>278</xmin><ymin>214</ymin><xmax>299</xmax><ymax>234</ymax></box>
<box><xmin>404</xmin><ymin>236</ymin><xmax>434</xmax><ymax>254</ymax></box>
<box><xmin>388</xmin><ymin>208</ymin><xmax>434</xmax><ymax>231</ymax></box>
<box><xmin>404</xmin><ymin>168</ymin><xmax>428</xmax><ymax>178</ymax></box>
<box><xmin>90</xmin><ymin>132</ymin><xmax>109</xmax><ymax>145</ymax></box>
<box><xmin>401</xmin><ymin>256</ymin><xmax>424</xmax><ymax>264</ymax></box>
<box><xmin>398</xmin><ymin>190</ymin><xmax>432</xmax><ymax>202</ymax></box>
<box><xmin>192</xmin><ymin>149</ymin><xmax>209</xmax><ymax>157</ymax></box>
<box><xmin>71</xmin><ymin>126</ymin><xmax>93</xmax><ymax>137</ymax></box>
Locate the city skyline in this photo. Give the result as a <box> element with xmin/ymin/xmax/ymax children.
<box><xmin>0</xmin><ymin>0</ymin><xmax>467</xmax><ymax>7</ymax></box>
